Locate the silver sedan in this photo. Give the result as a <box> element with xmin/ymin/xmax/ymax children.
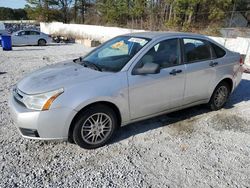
<box><xmin>9</xmin><ymin>32</ymin><xmax>243</xmax><ymax>149</ymax></box>
<box><xmin>12</xmin><ymin>30</ymin><xmax>52</xmax><ymax>46</ymax></box>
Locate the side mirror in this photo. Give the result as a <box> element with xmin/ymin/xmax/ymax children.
<box><xmin>133</xmin><ymin>63</ymin><xmax>160</xmax><ymax>75</ymax></box>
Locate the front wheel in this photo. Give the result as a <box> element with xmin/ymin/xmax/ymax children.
<box><xmin>73</xmin><ymin>105</ymin><xmax>118</xmax><ymax>149</ymax></box>
<box><xmin>208</xmin><ymin>82</ymin><xmax>230</xmax><ymax>110</ymax></box>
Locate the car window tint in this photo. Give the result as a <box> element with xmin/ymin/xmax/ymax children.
<box><xmin>211</xmin><ymin>43</ymin><xmax>226</xmax><ymax>58</ymax></box>
<box><xmin>19</xmin><ymin>31</ymin><xmax>26</xmax><ymax>36</ymax></box>
<box><xmin>138</xmin><ymin>39</ymin><xmax>180</xmax><ymax>69</ymax></box>
<box><xmin>30</xmin><ymin>31</ymin><xmax>40</xmax><ymax>35</ymax></box>
<box><xmin>183</xmin><ymin>38</ymin><xmax>211</xmax><ymax>63</ymax></box>
<box><xmin>24</xmin><ymin>31</ymin><xmax>30</xmax><ymax>35</ymax></box>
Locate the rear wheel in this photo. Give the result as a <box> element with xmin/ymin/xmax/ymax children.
<box><xmin>208</xmin><ymin>82</ymin><xmax>230</xmax><ymax>110</ymax></box>
<box><xmin>38</xmin><ymin>39</ymin><xmax>46</xmax><ymax>46</ymax></box>
<box><xmin>72</xmin><ymin>104</ymin><xmax>118</xmax><ymax>149</ymax></box>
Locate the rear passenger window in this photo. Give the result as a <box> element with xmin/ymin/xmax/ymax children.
<box><xmin>30</xmin><ymin>31</ymin><xmax>40</xmax><ymax>35</ymax></box>
<box><xmin>211</xmin><ymin>43</ymin><xmax>226</xmax><ymax>58</ymax></box>
<box><xmin>183</xmin><ymin>38</ymin><xmax>211</xmax><ymax>63</ymax></box>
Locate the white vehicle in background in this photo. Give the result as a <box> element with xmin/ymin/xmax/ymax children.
<box><xmin>12</xmin><ymin>30</ymin><xmax>52</xmax><ymax>46</ymax></box>
<box><xmin>0</xmin><ymin>22</ymin><xmax>8</xmax><ymax>44</ymax></box>
<box><xmin>0</xmin><ymin>22</ymin><xmax>6</xmax><ymax>34</ymax></box>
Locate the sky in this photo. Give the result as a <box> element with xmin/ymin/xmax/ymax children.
<box><xmin>0</xmin><ymin>0</ymin><xmax>26</xmax><ymax>9</ymax></box>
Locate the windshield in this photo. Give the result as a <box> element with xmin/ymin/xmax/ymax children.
<box><xmin>82</xmin><ymin>36</ymin><xmax>150</xmax><ymax>72</ymax></box>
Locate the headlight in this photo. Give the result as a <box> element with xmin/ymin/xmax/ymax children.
<box><xmin>22</xmin><ymin>88</ymin><xmax>64</xmax><ymax>111</ymax></box>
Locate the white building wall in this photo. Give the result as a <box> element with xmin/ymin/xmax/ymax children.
<box><xmin>40</xmin><ymin>22</ymin><xmax>250</xmax><ymax>65</ymax></box>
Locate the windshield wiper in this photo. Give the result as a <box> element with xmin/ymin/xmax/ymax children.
<box><xmin>77</xmin><ymin>57</ymin><xmax>102</xmax><ymax>72</ymax></box>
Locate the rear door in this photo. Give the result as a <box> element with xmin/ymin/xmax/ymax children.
<box><xmin>27</xmin><ymin>31</ymin><xmax>40</xmax><ymax>45</ymax></box>
<box><xmin>182</xmin><ymin>38</ymin><xmax>217</xmax><ymax>105</ymax></box>
<box><xmin>128</xmin><ymin>38</ymin><xmax>186</xmax><ymax>119</ymax></box>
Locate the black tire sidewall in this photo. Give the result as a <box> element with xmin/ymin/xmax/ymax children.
<box><xmin>209</xmin><ymin>82</ymin><xmax>230</xmax><ymax>110</ymax></box>
<box><xmin>38</xmin><ymin>39</ymin><xmax>46</xmax><ymax>46</ymax></box>
<box><xmin>73</xmin><ymin>105</ymin><xmax>117</xmax><ymax>149</ymax></box>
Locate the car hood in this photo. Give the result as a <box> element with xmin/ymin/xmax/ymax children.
<box><xmin>17</xmin><ymin>60</ymin><xmax>111</xmax><ymax>94</ymax></box>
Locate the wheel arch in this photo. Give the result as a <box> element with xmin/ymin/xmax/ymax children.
<box><xmin>38</xmin><ymin>38</ymin><xmax>47</xmax><ymax>44</ymax></box>
<box><xmin>209</xmin><ymin>77</ymin><xmax>233</xmax><ymax>101</ymax></box>
<box><xmin>215</xmin><ymin>77</ymin><xmax>233</xmax><ymax>93</ymax></box>
<box><xmin>68</xmin><ymin>101</ymin><xmax>122</xmax><ymax>143</ymax></box>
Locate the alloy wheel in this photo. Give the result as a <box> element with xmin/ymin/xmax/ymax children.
<box><xmin>81</xmin><ymin>113</ymin><xmax>112</xmax><ymax>145</ymax></box>
<box><xmin>214</xmin><ymin>86</ymin><xmax>228</xmax><ymax>108</ymax></box>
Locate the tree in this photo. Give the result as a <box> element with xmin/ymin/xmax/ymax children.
<box><xmin>20</xmin><ymin>0</ymin><xmax>248</xmax><ymax>31</ymax></box>
<box><xmin>0</xmin><ymin>7</ymin><xmax>15</xmax><ymax>20</ymax></box>
<box><xmin>0</xmin><ymin>7</ymin><xmax>28</xmax><ymax>20</ymax></box>
<box><xmin>13</xmin><ymin>9</ymin><xmax>28</xmax><ymax>20</ymax></box>
<box><xmin>57</xmin><ymin>0</ymin><xmax>73</xmax><ymax>23</ymax></box>
<box><xmin>25</xmin><ymin>0</ymin><xmax>59</xmax><ymax>21</ymax></box>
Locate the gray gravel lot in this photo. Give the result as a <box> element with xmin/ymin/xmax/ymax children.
<box><xmin>0</xmin><ymin>44</ymin><xmax>250</xmax><ymax>188</ymax></box>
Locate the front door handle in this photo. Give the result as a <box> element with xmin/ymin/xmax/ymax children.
<box><xmin>209</xmin><ymin>61</ymin><xmax>218</xmax><ymax>67</ymax></box>
<box><xmin>169</xmin><ymin>69</ymin><xmax>182</xmax><ymax>75</ymax></box>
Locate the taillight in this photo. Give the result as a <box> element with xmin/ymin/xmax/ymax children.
<box><xmin>240</xmin><ymin>56</ymin><xmax>244</xmax><ymax>65</ymax></box>
<box><xmin>48</xmin><ymin>35</ymin><xmax>52</xmax><ymax>38</ymax></box>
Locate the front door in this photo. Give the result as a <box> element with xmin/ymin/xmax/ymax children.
<box><xmin>128</xmin><ymin>38</ymin><xmax>186</xmax><ymax>120</ymax></box>
<box><xmin>12</xmin><ymin>31</ymin><xmax>28</xmax><ymax>45</ymax></box>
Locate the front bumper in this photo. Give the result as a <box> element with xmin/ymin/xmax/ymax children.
<box><xmin>9</xmin><ymin>94</ymin><xmax>77</xmax><ymax>140</ymax></box>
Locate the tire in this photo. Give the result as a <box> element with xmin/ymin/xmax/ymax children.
<box><xmin>38</xmin><ymin>39</ymin><xmax>46</xmax><ymax>46</ymax></box>
<box><xmin>208</xmin><ymin>81</ymin><xmax>230</xmax><ymax>110</ymax></box>
<box><xmin>72</xmin><ymin>104</ymin><xmax>118</xmax><ymax>149</ymax></box>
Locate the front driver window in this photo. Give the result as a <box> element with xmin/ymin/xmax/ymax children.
<box><xmin>24</xmin><ymin>31</ymin><xmax>30</xmax><ymax>35</ymax></box>
<box><xmin>137</xmin><ymin>38</ymin><xmax>180</xmax><ymax>69</ymax></box>
<box><xmin>19</xmin><ymin>31</ymin><xmax>26</xmax><ymax>36</ymax></box>
<box><xmin>98</xmin><ymin>40</ymin><xmax>129</xmax><ymax>58</ymax></box>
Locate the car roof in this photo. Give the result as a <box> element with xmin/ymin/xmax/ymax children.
<box><xmin>17</xmin><ymin>30</ymin><xmax>40</xmax><ymax>32</ymax></box>
<box><xmin>123</xmin><ymin>31</ymin><xmax>208</xmax><ymax>40</ymax></box>
<box><xmin>122</xmin><ymin>31</ymin><xmax>229</xmax><ymax>50</ymax></box>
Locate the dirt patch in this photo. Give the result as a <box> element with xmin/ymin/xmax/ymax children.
<box><xmin>167</xmin><ymin>117</ymin><xmax>197</xmax><ymax>136</ymax></box>
<box><xmin>210</xmin><ymin>113</ymin><xmax>250</xmax><ymax>133</ymax></box>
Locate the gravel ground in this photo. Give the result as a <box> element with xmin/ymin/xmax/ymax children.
<box><xmin>0</xmin><ymin>44</ymin><xmax>250</xmax><ymax>188</ymax></box>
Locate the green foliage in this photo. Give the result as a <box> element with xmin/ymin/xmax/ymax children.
<box><xmin>95</xmin><ymin>0</ymin><xmax>237</xmax><ymax>29</ymax></box>
<box><xmin>207</xmin><ymin>0</ymin><xmax>232</xmax><ymax>21</ymax></box>
<box><xmin>97</xmin><ymin>0</ymin><xmax>128</xmax><ymax>25</ymax></box>
<box><xmin>1</xmin><ymin>0</ymin><xmax>248</xmax><ymax>34</ymax></box>
<box><xmin>0</xmin><ymin>7</ymin><xmax>28</xmax><ymax>20</ymax></box>
<box><xmin>165</xmin><ymin>19</ymin><xmax>179</xmax><ymax>28</ymax></box>
<box><xmin>97</xmin><ymin>0</ymin><xmax>147</xmax><ymax>25</ymax></box>
<box><xmin>162</xmin><ymin>0</ymin><xmax>235</xmax><ymax>31</ymax></box>
<box><xmin>131</xmin><ymin>0</ymin><xmax>146</xmax><ymax>18</ymax></box>
<box><xmin>25</xmin><ymin>0</ymin><xmax>68</xmax><ymax>22</ymax></box>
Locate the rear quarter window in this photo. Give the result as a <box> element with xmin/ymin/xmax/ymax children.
<box><xmin>211</xmin><ymin>43</ymin><xmax>226</xmax><ymax>58</ymax></box>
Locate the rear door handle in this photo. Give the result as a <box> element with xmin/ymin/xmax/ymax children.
<box><xmin>209</xmin><ymin>61</ymin><xmax>218</xmax><ymax>67</ymax></box>
<box><xmin>169</xmin><ymin>69</ymin><xmax>182</xmax><ymax>76</ymax></box>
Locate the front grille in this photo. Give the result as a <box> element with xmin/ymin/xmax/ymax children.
<box><xmin>19</xmin><ymin>128</ymin><xmax>40</xmax><ymax>137</ymax></box>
